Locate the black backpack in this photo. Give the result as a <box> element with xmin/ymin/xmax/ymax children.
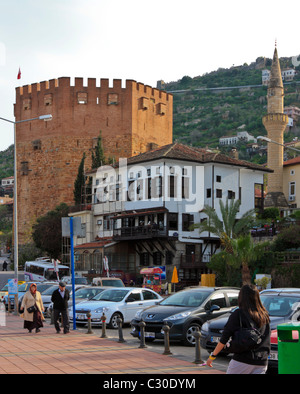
<box><xmin>229</xmin><ymin>310</ymin><xmax>264</xmax><ymax>353</ymax></box>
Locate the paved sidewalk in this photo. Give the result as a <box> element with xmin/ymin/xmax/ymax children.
<box><xmin>0</xmin><ymin>314</ymin><xmax>224</xmax><ymax>375</ymax></box>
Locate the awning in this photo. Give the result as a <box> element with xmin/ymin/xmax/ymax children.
<box><xmin>140</xmin><ymin>267</ymin><xmax>163</xmax><ymax>275</ymax></box>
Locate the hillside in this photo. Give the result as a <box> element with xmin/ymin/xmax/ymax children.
<box><xmin>165</xmin><ymin>56</ymin><xmax>300</xmax><ymax>163</ymax></box>
<box><xmin>0</xmin><ymin>145</ymin><xmax>13</xmax><ymax>180</ymax></box>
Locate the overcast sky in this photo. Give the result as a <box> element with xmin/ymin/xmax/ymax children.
<box><xmin>0</xmin><ymin>0</ymin><xmax>299</xmax><ymax>151</ymax></box>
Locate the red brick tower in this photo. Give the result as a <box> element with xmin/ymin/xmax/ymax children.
<box><xmin>14</xmin><ymin>77</ymin><xmax>173</xmax><ymax>243</ymax></box>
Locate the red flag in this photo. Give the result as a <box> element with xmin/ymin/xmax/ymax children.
<box><xmin>17</xmin><ymin>67</ymin><xmax>21</xmax><ymax>79</ymax></box>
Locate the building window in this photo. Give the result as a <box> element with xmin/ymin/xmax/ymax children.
<box><xmin>182</xmin><ymin>214</ymin><xmax>194</xmax><ymax>231</ymax></box>
<box><xmin>216</xmin><ymin>189</ymin><xmax>222</xmax><ymax>198</ymax></box>
<box><xmin>77</xmin><ymin>92</ymin><xmax>88</xmax><ymax>104</ymax></box>
<box><xmin>140</xmin><ymin>253</ymin><xmax>149</xmax><ymax>266</ymax></box>
<box><xmin>108</xmin><ymin>93</ymin><xmax>118</xmax><ymax>105</ymax></box>
<box><xmin>21</xmin><ymin>162</ymin><xmax>29</xmax><ymax>175</ymax></box>
<box><xmin>206</xmin><ymin>188</ymin><xmax>212</xmax><ymax>198</ymax></box>
<box><xmin>216</xmin><ymin>175</ymin><xmax>221</xmax><ymax>182</ymax></box>
<box><xmin>103</xmin><ymin>216</ymin><xmax>111</xmax><ymax>230</ymax></box>
<box><xmin>32</xmin><ymin>139</ymin><xmax>41</xmax><ymax>151</ymax></box>
<box><xmin>228</xmin><ymin>190</ymin><xmax>235</xmax><ymax>199</ymax></box>
<box><xmin>168</xmin><ymin>213</ymin><xmax>178</xmax><ymax>231</ymax></box>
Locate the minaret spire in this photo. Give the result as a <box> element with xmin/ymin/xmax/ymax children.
<box><xmin>262</xmin><ymin>44</ymin><xmax>289</xmax><ymax>209</ymax></box>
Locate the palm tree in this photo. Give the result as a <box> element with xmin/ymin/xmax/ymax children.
<box><xmin>195</xmin><ymin>198</ymin><xmax>256</xmax><ymax>251</ymax></box>
<box><xmin>194</xmin><ymin>198</ymin><xmax>257</xmax><ymax>284</ymax></box>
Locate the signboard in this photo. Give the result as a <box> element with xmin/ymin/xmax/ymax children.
<box><xmin>61</xmin><ymin>217</ymin><xmax>82</xmax><ymax>237</ymax></box>
<box><xmin>8</xmin><ymin>278</ymin><xmax>18</xmax><ymax>295</ymax></box>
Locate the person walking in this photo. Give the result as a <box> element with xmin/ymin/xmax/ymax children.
<box><xmin>206</xmin><ymin>284</ymin><xmax>271</xmax><ymax>374</ymax></box>
<box><xmin>51</xmin><ymin>282</ymin><xmax>70</xmax><ymax>334</ymax></box>
<box><xmin>20</xmin><ymin>283</ymin><xmax>45</xmax><ymax>333</ymax></box>
<box><xmin>2</xmin><ymin>260</ymin><xmax>8</xmax><ymax>271</ymax></box>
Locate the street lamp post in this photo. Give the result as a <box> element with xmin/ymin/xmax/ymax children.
<box><xmin>257</xmin><ymin>136</ymin><xmax>300</xmax><ymax>154</ymax></box>
<box><xmin>0</xmin><ymin>114</ymin><xmax>52</xmax><ymax>314</ymax></box>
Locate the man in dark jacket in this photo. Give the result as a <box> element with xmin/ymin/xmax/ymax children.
<box><xmin>51</xmin><ymin>282</ymin><xmax>70</xmax><ymax>334</ymax></box>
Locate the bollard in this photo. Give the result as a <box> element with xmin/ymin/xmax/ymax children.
<box><xmin>117</xmin><ymin>317</ymin><xmax>126</xmax><ymax>343</ymax></box>
<box><xmin>162</xmin><ymin>321</ymin><xmax>172</xmax><ymax>355</ymax></box>
<box><xmin>193</xmin><ymin>327</ymin><xmax>204</xmax><ymax>364</ymax></box>
<box><xmin>139</xmin><ymin>320</ymin><xmax>147</xmax><ymax>348</ymax></box>
<box><xmin>101</xmin><ymin>312</ymin><xmax>107</xmax><ymax>338</ymax></box>
<box><xmin>86</xmin><ymin>312</ymin><xmax>94</xmax><ymax>334</ymax></box>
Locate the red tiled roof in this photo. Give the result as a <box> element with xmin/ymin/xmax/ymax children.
<box><xmin>74</xmin><ymin>237</ymin><xmax>114</xmax><ymax>250</ymax></box>
<box><xmin>127</xmin><ymin>143</ymin><xmax>272</xmax><ymax>172</ymax></box>
<box><xmin>284</xmin><ymin>156</ymin><xmax>300</xmax><ymax>166</ymax></box>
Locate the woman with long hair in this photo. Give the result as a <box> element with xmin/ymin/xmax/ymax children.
<box><xmin>206</xmin><ymin>284</ymin><xmax>271</xmax><ymax>374</ymax></box>
<box><xmin>20</xmin><ymin>283</ymin><xmax>45</xmax><ymax>333</ymax></box>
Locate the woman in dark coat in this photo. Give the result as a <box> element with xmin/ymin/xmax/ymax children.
<box><xmin>206</xmin><ymin>284</ymin><xmax>271</xmax><ymax>374</ymax></box>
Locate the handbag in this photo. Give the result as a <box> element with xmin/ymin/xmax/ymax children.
<box><xmin>27</xmin><ymin>305</ymin><xmax>37</xmax><ymax>313</ymax></box>
<box><xmin>229</xmin><ymin>310</ymin><xmax>263</xmax><ymax>353</ymax></box>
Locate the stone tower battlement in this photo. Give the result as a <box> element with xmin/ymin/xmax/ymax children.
<box><xmin>14</xmin><ymin>77</ymin><xmax>173</xmax><ymax>243</ymax></box>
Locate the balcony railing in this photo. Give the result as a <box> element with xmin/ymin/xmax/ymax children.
<box><xmin>113</xmin><ymin>225</ymin><xmax>167</xmax><ymax>241</ymax></box>
<box><xmin>179</xmin><ymin>254</ymin><xmax>211</xmax><ymax>269</ymax></box>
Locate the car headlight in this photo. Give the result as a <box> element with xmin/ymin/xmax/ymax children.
<box><xmin>201</xmin><ymin>322</ymin><xmax>209</xmax><ymax>332</ymax></box>
<box><xmin>95</xmin><ymin>307</ymin><xmax>109</xmax><ymax>314</ymax></box>
<box><xmin>164</xmin><ymin>311</ymin><xmax>192</xmax><ymax>321</ymax></box>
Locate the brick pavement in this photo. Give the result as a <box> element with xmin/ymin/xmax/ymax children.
<box><xmin>0</xmin><ymin>314</ymin><xmax>224</xmax><ymax>375</ymax></box>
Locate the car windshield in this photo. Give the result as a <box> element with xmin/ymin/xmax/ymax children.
<box><xmin>160</xmin><ymin>289</ymin><xmax>212</xmax><ymax>307</ymax></box>
<box><xmin>261</xmin><ymin>295</ymin><xmax>300</xmax><ymax>317</ymax></box>
<box><xmin>75</xmin><ymin>288</ymin><xmax>105</xmax><ymax>299</ymax></box>
<box><xmin>92</xmin><ymin>289</ymin><xmax>129</xmax><ymax>302</ymax></box>
<box><xmin>18</xmin><ymin>283</ymin><xmax>32</xmax><ymax>292</ymax></box>
<box><xmin>101</xmin><ymin>279</ymin><xmax>124</xmax><ymax>287</ymax></box>
<box><xmin>37</xmin><ymin>284</ymin><xmax>54</xmax><ymax>293</ymax></box>
<box><xmin>41</xmin><ymin>285</ymin><xmax>58</xmax><ymax>295</ymax></box>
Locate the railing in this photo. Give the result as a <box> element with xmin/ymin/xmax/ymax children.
<box><xmin>179</xmin><ymin>254</ymin><xmax>210</xmax><ymax>269</ymax></box>
<box><xmin>113</xmin><ymin>225</ymin><xmax>167</xmax><ymax>240</ymax></box>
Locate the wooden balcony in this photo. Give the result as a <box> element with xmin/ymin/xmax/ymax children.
<box><xmin>179</xmin><ymin>254</ymin><xmax>210</xmax><ymax>269</ymax></box>
<box><xmin>113</xmin><ymin>225</ymin><xmax>168</xmax><ymax>241</ymax></box>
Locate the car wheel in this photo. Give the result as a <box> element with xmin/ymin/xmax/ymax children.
<box><xmin>109</xmin><ymin>312</ymin><xmax>123</xmax><ymax>329</ymax></box>
<box><xmin>183</xmin><ymin>323</ymin><xmax>201</xmax><ymax>346</ymax></box>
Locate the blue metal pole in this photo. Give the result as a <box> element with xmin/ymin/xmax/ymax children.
<box><xmin>70</xmin><ymin>217</ymin><xmax>76</xmax><ymax>330</ymax></box>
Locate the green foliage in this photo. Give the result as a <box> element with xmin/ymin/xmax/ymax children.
<box><xmin>91</xmin><ymin>131</ymin><xmax>106</xmax><ymax>169</ymax></box>
<box><xmin>73</xmin><ymin>153</ymin><xmax>86</xmax><ymax>205</ymax></box>
<box><xmin>272</xmin><ymin>225</ymin><xmax>300</xmax><ymax>252</ymax></box>
<box><xmin>260</xmin><ymin>207</ymin><xmax>280</xmax><ymax>220</ymax></box>
<box><xmin>0</xmin><ymin>145</ymin><xmax>14</xmax><ymax>180</ymax></box>
<box><xmin>32</xmin><ymin>203</ymin><xmax>70</xmax><ymax>259</ymax></box>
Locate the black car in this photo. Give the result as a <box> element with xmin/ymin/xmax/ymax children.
<box><xmin>130</xmin><ymin>287</ymin><xmax>240</xmax><ymax>346</ymax></box>
<box><xmin>200</xmin><ymin>288</ymin><xmax>300</xmax><ymax>370</ymax></box>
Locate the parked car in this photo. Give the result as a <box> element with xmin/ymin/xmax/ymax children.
<box><xmin>200</xmin><ymin>288</ymin><xmax>300</xmax><ymax>371</ymax></box>
<box><xmin>92</xmin><ymin>277</ymin><xmax>125</xmax><ymax>287</ymax></box>
<box><xmin>61</xmin><ymin>276</ymin><xmax>89</xmax><ymax>285</ymax></box>
<box><xmin>69</xmin><ymin>287</ymin><xmax>163</xmax><ymax>329</ymax></box>
<box><xmin>3</xmin><ymin>281</ymin><xmax>50</xmax><ymax>310</ymax></box>
<box><xmin>47</xmin><ymin>286</ymin><xmax>109</xmax><ymax>315</ymax></box>
<box><xmin>130</xmin><ymin>286</ymin><xmax>240</xmax><ymax>346</ymax></box>
<box><xmin>0</xmin><ymin>281</ymin><xmax>25</xmax><ymax>302</ymax></box>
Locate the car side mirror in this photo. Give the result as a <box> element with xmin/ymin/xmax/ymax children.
<box><xmin>210</xmin><ymin>304</ymin><xmax>221</xmax><ymax>313</ymax></box>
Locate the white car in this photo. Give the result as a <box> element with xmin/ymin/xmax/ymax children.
<box><xmin>69</xmin><ymin>287</ymin><xmax>163</xmax><ymax>329</ymax></box>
